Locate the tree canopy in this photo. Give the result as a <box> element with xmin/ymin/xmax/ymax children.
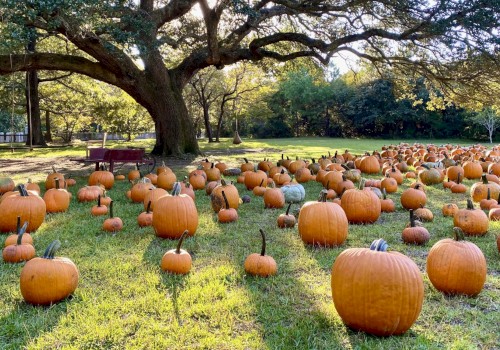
<box><xmin>0</xmin><ymin>0</ymin><xmax>498</xmax><ymax>154</ymax></box>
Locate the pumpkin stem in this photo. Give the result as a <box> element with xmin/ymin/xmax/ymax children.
<box><xmin>97</xmin><ymin>194</ymin><xmax>102</xmax><ymax>207</ymax></box>
<box><xmin>146</xmin><ymin>200</ymin><xmax>152</xmax><ymax>214</ymax></box>
<box><xmin>259</xmin><ymin>229</ymin><xmax>267</xmax><ymax>256</ymax></box>
<box><xmin>382</xmin><ymin>188</ymin><xmax>387</xmax><ymax>200</ymax></box>
<box><xmin>109</xmin><ymin>201</ymin><xmax>114</xmax><ymax>218</ymax></box>
<box><xmin>452</xmin><ymin>227</ymin><xmax>465</xmax><ymax>241</ymax></box>
<box><xmin>311</xmin><ymin>158</ymin><xmax>315</xmax><ymax>164</ymax></box>
<box><xmin>457</xmin><ymin>173</ymin><xmax>461</xmax><ymax>184</ymax></box>
<box><xmin>258</xmin><ymin>179</ymin><xmax>264</xmax><ymax>187</ymax></box>
<box><xmin>285</xmin><ymin>202</ymin><xmax>292</xmax><ymax>216</ymax></box>
<box><xmin>17</xmin><ymin>184</ymin><xmax>29</xmax><ymax>196</ymax></box>
<box><xmin>318</xmin><ymin>189</ymin><xmax>328</xmax><ymax>202</ymax></box>
<box><xmin>221</xmin><ymin>190</ymin><xmax>230</xmax><ymax>210</ymax></box>
<box><xmin>487</xmin><ymin>188</ymin><xmax>491</xmax><ymax>200</ymax></box>
<box><xmin>481</xmin><ymin>174</ymin><xmax>488</xmax><ymax>184</ymax></box>
<box><xmin>55</xmin><ymin>178</ymin><xmax>61</xmax><ymax>189</ymax></box>
<box><xmin>466</xmin><ymin>198</ymin><xmax>475</xmax><ymax>210</ymax></box>
<box><xmin>409</xmin><ymin>209</ymin><xmax>416</xmax><ymax>227</ymax></box>
<box><xmin>52</xmin><ymin>165</ymin><xmax>57</xmax><ymax>173</ymax></box>
<box><xmin>16</xmin><ymin>216</ymin><xmax>21</xmax><ymax>234</ymax></box>
<box><xmin>370</xmin><ymin>238</ymin><xmax>389</xmax><ymax>252</ymax></box>
<box><xmin>244</xmin><ymin>158</ymin><xmax>249</xmax><ymax>164</ymax></box>
<box><xmin>16</xmin><ymin>221</ymin><xmax>28</xmax><ymax>245</ymax></box>
<box><xmin>221</xmin><ymin>178</ymin><xmax>227</xmax><ymax>186</ymax></box>
<box><xmin>176</xmin><ymin>230</ymin><xmax>189</xmax><ymax>254</ymax></box>
<box><xmin>211</xmin><ymin>162</ymin><xmax>215</xmax><ymax>169</ymax></box>
<box><xmin>171</xmin><ymin>182</ymin><xmax>181</xmax><ymax>196</ymax></box>
<box><xmin>43</xmin><ymin>240</ymin><xmax>61</xmax><ymax>259</ymax></box>
<box><xmin>358</xmin><ymin>178</ymin><xmax>366</xmax><ymax>190</ymax></box>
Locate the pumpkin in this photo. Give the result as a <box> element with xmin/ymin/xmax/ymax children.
<box><xmin>386</xmin><ymin>166</ymin><xmax>404</xmax><ymax>185</ymax></box>
<box><xmin>128</xmin><ymin>166</ymin><xmax>141</xmax><ymax>181</ymax></box>
<box><xmin>143</xmin><ymin>187</ymin><xmax>168</xmax><ymax>211</ymax></box>
<box><xmin>336</xmin><ymin>175</ymin><xmax>355</xmax><ymax>194</ymax></box>
<box><xmin>263</xmin><ymin>183</ymin><xmax>285</xmax><ymax>209</ymax></box>
<box><xmin>252</xmin><ymin>179</ymin><xmax>267</xmax><ymax>197</ymax></box>
<box><xmin>288</xmin><ymin>157</ymin><xmax>306</xmax><ymax>174</ymax></box>
<box><xmin>88</xmin><ymin>167</ymin><xmax>114</xmax><ymax>189</ymax></box>
<box><xmin>380</xmin><ymin>188</ymin><xmax>395</xmax><ymax>213</ymax></box>
<box><xmin>402</xmin><ymin>209</ymin><xmax>430</xmax><ymax>245</ymax></box>
<box><xmin>153</xmin><ymin>182</ymin><xmax>198</xmax><ymax>239</ymax></box>
<box><xmin>308</xmin><ymin>159</ymin><xmax>321</xmax><ymax>174</ymax></box>
<box><xmin>0</xmin><ymin>177</ymin><xmax>15</xmax><ymax>195</ymax></box>
<box><xmin>400</xmin><ymin>184</ymin><xmax>427</xmax><ymax>210</ymax></box>
<box><xmin>100</xmin><ymin>191</ymin><xmax>112</xmax><ymax>207</ymax></box>
<box><xmin>20</xmin><ymin>240</ymin><xmax>79</xmax><ymax>305</ymax></box>
<box><xmin>102</xmin><ymin>201</ymin><xmax>123</xmax><ymax>232</ymax></box>
<box><xmin>244</xmin><ymin>169</ymin><xmax>267</xmax><ymax>190</ymax></box>
<box><xmin>414</xmin><ymin>205</ymin><xmax>434</xmax><ymax>222</ymax></box>
<box><xmin>25</xmin><ymin>178</ymin><xmax>40</xmax><ymax>195</ymax></box>
<box><xmin>380</xmin><ymin>174</ymin><xmax>398</xmax><ymax>193</ymax></box>
<box><xmin>91</xmin><ymin>195</ymin><xmax>108</xmax><ymax>216</ymax></box>
<box><xmin>77</xmin><ymin>185</ymin><xmax>103</xmax><ymax>203</ymax></box>
<box><xmin>218</xmin><ymin>191</ymin><xmax>238</xmax><ymax>223</ymax></box>
<box><xmin>281</xmin><ymin>184</ymin><xmax>305</xmax><ymax>203</ymax></box>
<box><xmin>157</xmin><ymin>170</ymin><xmax>177</xmax><ymax>190</ymax></box>
<box><xmin>453</xmin><ymin>199</ymin><xmax>488</xmax><ymax>236</ymax></box>
<box><xmin>298</xmin><ymin>190</ymin><xmax>348</xmax><ymax>246</ymax></box>
<box><xmin>463</xmin><ymin>161</ymin><xmax>483</xmax><ymax>179</ymax></box>
<box><xmin>115</xmin><ymin>174</ymin><xmax>126</xmax><ymax>180</ymax></box>
<box><xmin>156</xmin><ymin>161</ymin><xmax>171</xmax><ymax>175</ymax></box>
<box><xmin>331</xmin><ymin>239</ymin><xmax>424</xmax><ymax>336</ymax></box>
<box><xmin>479</xmin><ymin>188</ymin><xmax>497</xmax><ymax>210</ymax></box>
<box><xmin>210</xmin><ymin>179</ymin><xmax>239</xmax><ymax>212</ymax></box>
<box><xmin>418</xmin><ymin>165</ymin><xmax>442</xmax><ymax>185</ymax></box>
<box><xmin>244</xmin><ymin>229</ymin><xmax>277</xmax><ymax>277</ymax></box>
<box><xmin>426</xmin><ymin>228</ymin><xmax>486</xmax><ymax>296</ymax></box>
<box><xmin>144</xmin><ymin>172</ymin><xmax>158</xmax><ymax>185</ymax></box>
<box><xmin>2</xmin><ymin>221</ymin><xmax>35</xmax><ymax>263</ymax></box>
<box><xmin>43</xmin><ymin>178</ymin><xmax>71</xmax><ymax>213</ymax></box>
<box><xmin>359</xmin><ymin>155</ymin><xmax>380</xmax><ymax>174</ymax></box>
<box><xmin>161</xmin><ymin>230</ymin><xmax>192</xmax><ymax>274</ymax></box>
<box><xmin>205</xmin><ymin>163</ymin><xmax>221</xmax><ymax>182</ymax></box>
<box><xmin>215</xmin><ymin>162</ymin><xmax>228</xmax><ymax>173</ymax></box>
<box><xmin>446</xmin><ymin>164</ymin><xmax>464</xmax><ymax>182</ymax></box>
<box><xmin>341</xmin><ymin>164</ymin><xmax>361</xmax><ymax>183</ymax></box>
<box><xmin>442</xmin><ymin>203</ymin><xmax>459</xmax><ymax>217</ymax></box>
<box><xmin>205</xmin><ymin>181</ymin><xmax>219</xmax><ymax>196</ymax></box>
<box><xmin>470</xmin><ymin>174</ymin><xmax>500</xmax><ymax>203</ymax></box>
<box><xmin>240</xmin><ymin>158</ymin><xmax>254</xmax><ymax>172</ymax></box>
<box><xmin>341</xmin><ymin>179</ymin><xmax>381</xmax><ymax>224</ymax></box>
<box><xmin>450</xmin><ymin>173</ymin><xmax>466</xmax><ymax>193</ymax></box>
<box><xmin>180</xmin><ymin>179</ymin><xmax>196</xmax><ymax>200</ymax></box>
<box><xmin>277</xmin><ymin>203</ymin><xmax>296</xmax><ymax>228</ymax></box>
<box><xmin>0</xmin><ymin>185</ymin><xmax>46</xmax><ymax>233</ymax></box>
<box><xmin>273</xmin><ymin>169</ymin><xmax>291</xmax><ymax>186</ymax></box>
<box><xmin>130</xmin><ymin>178</ymin><xmax>155</xmax><ymax>203</ymax></box>
<box><xmin>45</xmin><ymin>166</ymin><xmax>65</xmax><ymax>190</ymax></box>
<box><xmin>4</xmin><ymin>217</ymin><xmax>33</xmax><ymax>247</ymax></box>
<box><xmin>138</xmin><ymin>201</ymin><xmax>153</xmax><ymax>227</ymax></box>
<box><xmin>295</xmin><ymin>167</ymin><xmax>312</xmax><ymax>183</ymax></box>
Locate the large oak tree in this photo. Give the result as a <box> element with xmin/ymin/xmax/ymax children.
<box><xmin>0</xmin><ymin>0</ymin><xmax>498</xmax><ymax>155</ymax></box>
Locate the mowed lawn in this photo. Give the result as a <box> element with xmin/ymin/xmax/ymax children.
<box><xmin>0</xmin><ymin>137</ymin><xmax>499</xmax><ymax>349</ymax></box>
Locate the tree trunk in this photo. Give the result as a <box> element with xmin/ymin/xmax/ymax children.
<box><xmin>44</xmin><ymin>110</ymin><xmax>52</xmax><ymax>142</ymax></box>
<box><xmin>203</xmin><ymin>104</ymin><xmax>214</xmax><ymax>142</ymax></box>
<box><xmin>25</xmin><ymin>28</ymin><xmax>46</xmax><ymax>147</ymax></box>
<box><xmin>147</xmin><ymin>82</ymin><xmax>199</xmax><ymax>156</ymax></box>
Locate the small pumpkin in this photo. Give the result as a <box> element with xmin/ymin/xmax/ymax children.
<box><xmin>414</xmin><ymin>205</ymin><xmax>434</xmax><ymax>222</ymax></box>
<box><xmin>331</xmin><ymin>239</ymin><xmax>424</xmax><ymax>336</ymax></box>
<box><xmin>77</xmin><ymin>185</ymin><xmax>104</xmax><ymax>203</ymax></box>
<box><xmin>240</xmin><ymin>158</ymin><xmax>254</xmax><ymax>172</ymax></box>
<box><xmin>470</xmin><ymin>174</ymin><xmax>500</xmax><ymax>203</ymax></box>
<box><xmin>2</xmin><ymin>221</ymin><xmax>35</xmax><ymax>263</ymax></box>
<box><xmin>91</xmin><ymin>195</ymin><xmax>108</xmax><ymax>216</ymax></box>
<box><xmin>161</xmin><ymin>230</ymin><xmax>192</xmax><ymax>274</ymax></box>
<box><xmin>88</xmin><ymin>166</ymin><xmax>114</xmax><ymax>189</ymax></box>
<box><xmin>4</xmin><ymin>217</ymin><xmax>33</xmax><ymax>247</ymax></box>
<box><xmin>244</xmin><ymin>229</ymin><xmax>277</xmax><ymax>277</ymax></box>
<box><xmin>402</xmin><ymin>209</ymin><xmax>430</xmax><ymax>245</ymax></box>
<box><xmin>400</xmin><ymin>184</ymin><xmax>427</xmax><ymax>210</ymax></box>
<box><xmin>20</xmin><ymin>240</ymin><xmax>79</xmax><ymax>305</ymax></box>
<box><xmin>128</xmin><ymin>166</ymin><xmax>141</xmax><ymax>181</ymax></box>
<box><xmin>442</xmin><ymin>203</ymin><xmax>459</xmax><ymax>217</ymax></box>
<box><xmin>218</xmin><ymin>191</ymin><xmax>238</xmax><ymax>223</ymax></box>
<box><xmin>380</xmin><ymin>188</ymin><xmax>395</xmax><ymax>213</ymax></box>
<box><xmin>252</xmin><ymin>179</ymin><xmax>267</xmax><ymax>197</ymax></box>
<box><xmin>0</xmin><ymin>177</ymin><xmax>15</xmax><ymax>195</ymax></box>
<box><xmin>45</xmin><ymin>166</ymin><xmax>65</xmax><ymax>190</ymax></box>
<box><xmin>102</xmin><ymin>201</ymin><xmax>123</xmax><ymax>232</ymax></box>
<box><xmin>25</xmin><ymin>178</ymin><xmax>41</xmax><ymax>195</ymax></box>
<box><xmin>479</xmin><ymin>188</ymin><xmax>497</xmax><ymax>210</ymax></box>
<box><xmin>263</xmin><ymin>183</ymin><xmax>285</xmax><ymax>209</ymax></box>
<box><xmin>277</xmin><ymin>203</ymin><xmax>296</xmax><ymax>229</ymax></box>
<box><xmin>426</xmin><ymin>228</ymin><xmax>486</xmax><ymax>296</ymax></box>
<box><xmin>281</xmin><ymin>183</ymin><xmax>305</xmax><ymax>203</ymax></box>
<box><xmin>211</xmin><ymin>179</ymin><xmax>239</xmax><ymax>213</ymax></box>
<box><xmin>130</xmin><ymin>178</ymin><xmax>155</xmax><ymax>203</ymax></box>
<box><xmin>450</xmin><ymin>173</ymin><xmax>466</xmax><ymax>193</ymax></box>
<box><xmin>43</xmin><ymin>178</ymin><xmax>71</xmax><ymax>213</ymax></box>
<box><xmin>138</xmin><ymin>201</ymin><xmax>153</xmax><ymax>227</ymax></box>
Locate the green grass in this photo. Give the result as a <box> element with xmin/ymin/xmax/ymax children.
<box><xmin>0</xmin><ymin>138</ymin><xmax>499</xmax><ymax>349</ymax></box>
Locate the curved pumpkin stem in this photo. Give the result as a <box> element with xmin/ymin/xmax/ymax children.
<box><xmin>43</xmin><ymin>240</ymin><xmax>61</xmax><ymax>259</ymax></box>
<box><xmin>221</xmin><ymin>190</ymin><xmax>230</xmax><ymax>210</ymax></box>
<box><xmin>481</xmin><ymin>174</ymin><xmax>488</xmax><ymax>184</ymax></box>
<box><xmin>220</xmin><ymin>178</ymin><xmax>227</xmax><ymax>186</ymax></box>
<box><xmin>370</xmin><ymin>238</ymin><xmax>389</xmax><ymax>252</ymax></box>
<box><xmin>97</xmin><ymin>194</ymin><xmax>102</xmax><ymax>207</ymax></box>
<box><xmin>176</xmin><ymin>230</ymin><xmax>189</xmax><ymax>254</ymax></box>
<box><xmin>453</xmin><ymin>227</ymin><xmax>465</xmax><ymax>241</ymax></box>
<box><xmin>16</xmin><ymin>221</ymin><xmax>29</xmax><ymax>245</ymax></box>
<box><xmin>259</xmin><ymin>229</ymin><xmax>267</xmax><ymax>256</ymax></box>
<box><xmin>382</xmin><ymin>188</ymin><xmax>388</xmax><ymax>200</ymax></box>
<box><xmin>318</xmin><ymin>190</ymin><xmax>328</xmax><ymax>202</ymax></box>
<box><xmin>109</xmin><ymin>201</ymin><xmax>114</xmax><ymax>218</ymax></box>
<box><xmin>285</xmin><ymin>202</ymin><xmax>292</xmax><ymax>216</ymax></box>
<box><xmin>466</xmin><ymin>198</ymin><xmax>475</xmax><ymax>210</ymax></box>
<box><xmin>18</xmin><ymin>184</ymin><xmax>29</xmax><ymax>196</ymax></box>
<box><xmin>146</xmin><ymin>200</ymin><xmax>152</xmax><ymax>214</ymax></box>
<box><xmin>258</xmin><ymin>179</ymin><xmax>264</xmax><ymax>187</ymax></box>
<box><xmin>171</xmin><ymin>182</ymin><xmax>182</xmax><ymax>196</ymax></box>
<box><xmin>52</xmin><ymin>165</ymin><xmax>58</xmax><ymax>173</ymax></box>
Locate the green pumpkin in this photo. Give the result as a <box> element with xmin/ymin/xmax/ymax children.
<box><xmin>281</xmin><ymin>184</ymin><xmax>305</xmax><ymax>203</ymax></box>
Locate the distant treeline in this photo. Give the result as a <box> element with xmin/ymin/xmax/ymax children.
<box><xmin>230</xmin><ymin>71</ymin><xmax>489</xmax><ymax>141</ymax></box>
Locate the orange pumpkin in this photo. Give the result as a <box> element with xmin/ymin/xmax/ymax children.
<box><xmin>453</xmin><ymin>199</ymin><xmax>488</xmax><ymax>236</ymax></box>
<box><xmin>102</xmin><ymin>201</ymin><xmax>123</xmax><ymax>232</ymax></box>
<box><xmin>470</xmin><ymin>174</ymin><xmax>500</xmax><ymax>203</ymax></box>
<box><xmin>210</xmin><ymin>179</ymin><xmax>239</xmax><ymax>213</ymax></box>
<box><xmin>341</xmin><ymin>180</ymin><xmax>381</xmax><ymax>224</ymax></box>
<box><xmin>45</xmin><ymin>166</ymin><xmax>65</xmax><ymax>190</ymax></box>
<box><xmin>426</xmin><ymin>228</ymin><xmax>486</xmax><ymax>296</ymax></box>
<box><xmin>244</xmin><ymin>229</ymin><xmax>277</xmax><ymax>277</ymax></box>
<box><xmin>298</xmin><ymin>190</ymin><xmax>348</xmax><ymax>246</ymax></box>
<box><xmin>138</xmin><ymin>201</ymin><xmax>153</xmax><ymax>227</ymax></box>
<box><xmin>153</xmin><ymin>182</ymin><xmax>198</xmax><ymax>239</ymax></box>
<box><xmin>161</xmin><ymin>230</ymin><xmax>192</xmax><ymax>274</ymax></box>
<box><xmin>143</xmin><ymin>187</ymin><xmax>168</xmax><ymax>211</ymax></box>
<box><xmin>244</xmin><ymin>169</ymin><xmax>267</xmax><ymax>190</ymax></box>
<box><xmin>400</xmin><ymin>184</ymin><xmax>427</xmax><ymax>210</ymax></box>
<box><xmin>91</xmin><ymin>195</ymin><xmax>108</xmax><ymax>216</ymax></box>
<box><xmin>263</xmin><ymin>184</ymin><xmax>285</xmax><ymax>209</ymax></box>
<box><xmin>157</xmin><ymin>170</ymin><xmax>177</xmax><ymax>190</ymax></box>
<box><xmin>43</xmin><ymin>178</ymin><xmax>71</xmax><ymax>213</ymax></box>
<box><xmin>0</xmin><ymin>177</ymin><xmax>15</xmax><ymax>195</ymax></box>
<box><xmin>2</xmin><ymin>221</ymin><xmax>35</xmax><ymax>263</ymax></box>
<box><xmin>4</xmin><ymin>217</ymin><xmax>33</xmax><ymax>247</ymax></box>
<box><xmin>402</xmin><ymin>209</ymin><xmax>430</xmax><ymax>245</ymax></box>
<box><xmin>0</xmin><ymin>185</ymin><xmax>46</xmax><ymax>233</ymax></box>
<box><xmin>240</xmin><ymin>158</ymin><xmax>254</xmax><ymax>172</ymax></box>
<box><xmin>218</xmin><ymin>191</ymin><xmax>238</xmax><ymax>223</ymax></box>
<box><xmin>77</xmin><ymin>185</ymin><xmax>104</xmax><ymax>203</ymax></box>
<box><xmin>130</xmin><ymin>178</ymin><xmax>155</xmax><ymax>203</ymax></box>
<box><xmin>442</xmin><ymin>203</ymin><xmax>459</xmax><ymax>217</ymax></box>
<box><xmin>331</xmin><ymin>239</ymin><xmax>424</xmax><ymax>336</ymax></box>
<box><xmin>277</xmin><ymin>203</ymin><xmax>296</xmax><ymax>228</ymax></box>
<box><xmin>88</xmin><ymin>168</ymin><xmax>114</xmax><ymax>189</ymax></box>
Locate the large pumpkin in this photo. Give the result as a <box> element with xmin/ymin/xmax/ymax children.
<box><xmin>426</xmin><ymin>228</ymin><xmax>486</xmax><ymax>296</ymax></box>
<box><xmin>153</xmin><ymin>182</ymin><xmax>198</xmax><ymax>239</ymax></box>
<box><xmin>298</xmin><ymin>190</ymin><xmax>348</xmax><ymax>246</ymax></box>
<box><xmin>88</xmin><ymin>168</ymin><xmax>114</xmax><ymax>189</ymax></box>
<box><xmin>359</xmin><ymin>155</ymin><xmax>380</xmax><ymax>174</ymax></box>
<box><xmin>331</xmin><ymin>239</ymin><xmax>424</xmax><ymax>336</ymax></box>
<box><xmin>341</xmin><ymin>180</ymin><xmax>381</xmax><ymax>224</ymax></box>
<box><xmin>0</xmin><ymin>185</ymin><xmax>46</xmax><ymax>233</ymax></box>
<box><xmin>20</xmin><ymin>240</ymin><xmax>79</xmax><ymax>305</ymax></box>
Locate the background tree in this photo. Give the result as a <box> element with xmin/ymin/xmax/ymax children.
<box><xmin>468</xmin><ymin>107</ymin><xmax>500</xmax><ymax>144</ymax></box>
<box><xmin>0</xmin><ymin>0</ymin><xmax>497</xmax><ymax>155</ymax></box>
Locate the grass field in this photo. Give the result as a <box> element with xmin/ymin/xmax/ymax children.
<box><xmin>0</xmin><ymin>138</ymin><xmax>499</xmax><ymax>349</ymax></box>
